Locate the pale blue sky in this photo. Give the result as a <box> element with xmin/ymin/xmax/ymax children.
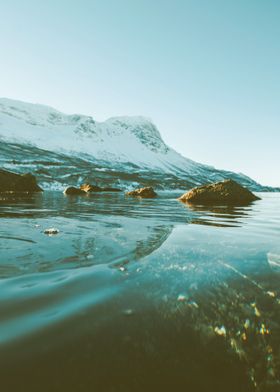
<box><xmin>0</xmin><ymin>0</ymin><xmax>279</xmax><ymax>186</ymax></box>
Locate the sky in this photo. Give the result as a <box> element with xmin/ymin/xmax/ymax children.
<box><xmin>0</xmin><ymin>0</ymin><xmax>279</xmax><ymax>186</ymax></box>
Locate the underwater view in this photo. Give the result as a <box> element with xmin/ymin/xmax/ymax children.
<box><xmin>0</xmin><ymin>191</ymin><xmax>279</xmax><ymax>391</ymax></box>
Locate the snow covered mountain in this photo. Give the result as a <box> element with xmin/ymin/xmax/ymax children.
<box><xmin>0</xmin><ymin>98</ymin><xmax>275</xmax><ymax>191</ymax></box>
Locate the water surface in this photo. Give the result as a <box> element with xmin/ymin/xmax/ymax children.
<box><xmin>0</xmin><ymin>191</ymin><xmax>279</xmax><ymax>391</ymax></box>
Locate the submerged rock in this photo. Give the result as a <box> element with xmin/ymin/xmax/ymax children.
<box><xmin>64</xmin><ymin>186</ymin><xmax>86</xmax><ymax>195</ymax></box>
<box><xmin>179</xmin><ymin>179</ymin><xmax>261</xmax><ymax>206</ymax></box>
<box><xmin>0</xmin><ymin>169</ymin><xmax>43</xmax><ymax>193</ymax></box>
<box><xmin>80</xmin><ymin>183</ymin><xmax>121</xmax><ymax>193</ymax></box>
<box><xmin>126</xmin><ymin>187</ymin><xmax>157</xmax><ymax>198</ymax></box>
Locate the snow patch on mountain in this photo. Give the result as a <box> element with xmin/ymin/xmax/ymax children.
<box><xmin>0</xmin><ymin>98</ymin><xmax>194</xmax><ymax>172</ymax></box>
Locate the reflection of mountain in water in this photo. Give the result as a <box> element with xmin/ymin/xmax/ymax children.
<box><xmin>0</xmin><ymin>192</ymin><xmax>280</xmax><ymax>391</ymax></box>
<box><xmin>134</xmin><ymin>225</ymin><xmax>173</xmax><ymax>260</ymax></box>
<box><xmin>0</xmin><ymin>191</ymin><xmax>261</xmax><ymax>278</ymax></box>
<box><xmin>0</xmin><ymin>192</ymin><xmax>174</xmax><ymax>278</ymax></box>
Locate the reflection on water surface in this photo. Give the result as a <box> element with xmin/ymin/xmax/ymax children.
<box><xmin>0</xmin><ymin>191</ymin><xmax>280</xmax><ymax>391</ymax></box>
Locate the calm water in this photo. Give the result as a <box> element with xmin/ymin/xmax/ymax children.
<box><xmin>0</xmin><ymin>191</ymin><xmax>280</xmax><ymax>391</ymax></box>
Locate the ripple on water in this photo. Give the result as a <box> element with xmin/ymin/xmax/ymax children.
<box><xmin>0</xmin><ymin>191</ymin><xmax>280</xmax><ymax>391</ymax></box>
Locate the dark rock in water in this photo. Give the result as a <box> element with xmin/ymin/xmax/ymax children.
<box><xmin>126</xmin><ymin>187</ymin><xmax>157</xmax><ymax>198</ymax></box>
<box><xmin>80</xmin><ymin>183</ymin><xmax>121</xmax><ymax>193</ymax></box>
<box><xmin>64</xmin><ymin>183</ymin><xmax>121</xmax><ymax>195</ymax></box>
<box><xmin>0</xmin><ymin>169</ymin><xmax>43</xmax><ymax>193</ymax></box>
<box><xmin>80</xmin><ymin>184</ymin><xmax>102</xmax><ymax>192</ymax></box>
<box><xmin>179</xmin><ymin>179</ymin><xmax>261</xmax><ymax>206</ymax></box>
<box><xmin>64</xmin><ymin>186</ymin><xmax>86</xmax><ymax>195</ymax></box>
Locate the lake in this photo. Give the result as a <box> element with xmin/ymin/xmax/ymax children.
<box><xmin>0</xmin><ymin>191</ymin><xmax>279</xmax><ymax>391</ymax></box>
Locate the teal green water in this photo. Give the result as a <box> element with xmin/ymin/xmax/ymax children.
<box><xmin>0</xmin><ymin>191</ymin><xmax>279</xmax><ymax>391</ymax></box>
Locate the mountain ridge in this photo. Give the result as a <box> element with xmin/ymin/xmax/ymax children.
<box><xmin>0</xmin><ymin>98</ymin><xmax>277</xmax><ymax>191</ymax></box>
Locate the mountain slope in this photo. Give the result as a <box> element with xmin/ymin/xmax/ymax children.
<box><xmin>0</xmin><ymin>98</ymin><xmax>275</xmax><ymax>191</ymax></box>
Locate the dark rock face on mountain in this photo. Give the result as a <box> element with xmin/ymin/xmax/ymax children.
<box><xmin>64</xmin><ymin>186</ymin><xmax>86</xmax><ymax>195</ymax></box>
<box><xmin>126</xmin><ymin>187</ymin><xmax>157</xmax><ymax>198</ymax></box>
<box><xmin>179</xmin><ymin>179</ymin><xmax>261</xmax><ymax>206</ymax></box>
<box><xmin>80</xmin><ymin>183</ymin><xmax>121</xmax><ymax>193</ymax></box>
<box><xmin>0</xmin><ymin>169</ymin><xmax>43</xmax><ymax>193</ymax></box>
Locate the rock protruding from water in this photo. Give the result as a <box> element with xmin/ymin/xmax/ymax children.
<box><xmin>80</xmin><ymin>184</ymin><xmax>102</xmax><ymax>192</ymax></box>
<box><xmin>80</xmin><ymin>183</ymin><xmax>121</xmax><ymax>193</ymax></box>
<box><xmin>179</xmin><ymin>179</ymin><xmax>261</xmax><ymax>205</ymax></box>
<box><xmin>64</xmin><ymin>183</ymin><xmax>122</xmax><ymax>195</ymax></box>
<box><xmin>0</xmin><ymin>169</ymin><xmax>43</xmax><ymax>193</ymax></box>
<box><xmin>126</xmin><ymin>187</ymin><xmax>157</xmax><ymax>198</ymax></box>
<box><xmin>64</xmin><ymin>186</ymin><xmax>86</xmax><ymax>195</ymax></box>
